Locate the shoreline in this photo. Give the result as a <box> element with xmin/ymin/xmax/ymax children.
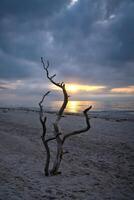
<box><xmin>0</xmin><ymin>106</ymin><xmax>134</xmax><ymax>122</ymax></box>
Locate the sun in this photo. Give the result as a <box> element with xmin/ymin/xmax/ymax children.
<box><xmin>66</xmin><ymin>84</ymin><xmax>79</xmax><ymax>93</ymax></box>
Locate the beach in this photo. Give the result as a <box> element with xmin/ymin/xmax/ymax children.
<box><xmin>0</xmin><ymin>108</ymin><xmax>134</xmax><ymax>200</ymax></box>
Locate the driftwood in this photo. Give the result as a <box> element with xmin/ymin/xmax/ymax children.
<box><xmin>39</xmin><ymin>57</ymin><xmax>92</xmax><ymax>176</ymax></box>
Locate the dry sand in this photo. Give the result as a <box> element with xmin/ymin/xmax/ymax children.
<box><xmin>0</xmin><ymin>109</ymin><xmax>134</xmax><ymax>200</ymax></box>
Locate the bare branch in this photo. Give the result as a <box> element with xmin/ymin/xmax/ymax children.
<box><xmin>50</xmin><ymin>74</ymin><xmax>56</xmax><ymax>79</ymax></box>
<box><xmin>38</xmin><ymin>90</ymin><xmax>52</xmax><ymax>176</ymax></box>
<box><xmin>57</xmin><ymin>84</ymin><xmax>68</xmax><ymax>120</ymax></box>
<box><xmin>41</xmin><ymin>58</ymin><xmax>69</xmax><ymax>117</ymax></box>
<box><xmin>50</xmin><ymin>122</ymin><xmax>63</xmax><ymax>175</ymax></box>
<box><xmin>62</xmin><ymin>106</ymin><xmax>92</xmax><ymax>144</ymax></box>
<box><xmin>39</xmin><ymin>91</ymin><xmax>50</xmax><ymax>135</ymax></box>
<box><xmin>39</xmin><ymin>91</ymin><xmax>50</xmax><ymax>117</ymax></box>
<box><xmin>45</xmin><ymin>133</ymin><xmax>62</xmax><ymax>143</ymax></box>
<box><xmin>41</xmin><ymin>57</ymin><xmax>69</xmax><ymax>121</ymax></box>
<box><xmin>41</xmin><ymin>57</ymin><xmax>68</xmax><ymax>119</ymax></box>
<box><xmin>41</xmin><ymin>57</ymin><xmax>62</xmax><ymax>88</ymax></box>
<box><xmin>39</xmin><ymin>91</ymin><xmax>50</xmax><ymax>106</ymax></box>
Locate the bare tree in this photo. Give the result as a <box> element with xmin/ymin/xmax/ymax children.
<box><xmin>39</xmin><ymin>57</ymin><xmax>92</xmax><ymax>176</ymax></box>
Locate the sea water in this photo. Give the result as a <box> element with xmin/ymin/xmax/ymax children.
<box><xmin>45</xmin><ymin>97</ymin><xmax>134</xmax><ymax>113</ymax></box>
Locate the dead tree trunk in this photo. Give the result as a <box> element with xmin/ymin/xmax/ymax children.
<box><xmin>50</xmin><ymin>123</ymin><xmax>63</xmax><ymax>175</ymax></box>
<box><xmin>39</xmin><ymin>57</ymin><xmax>92</xmax><ymax>176</ymax></box>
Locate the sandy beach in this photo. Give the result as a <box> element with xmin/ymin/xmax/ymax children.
<box><xmin>0</xmin><ymin>108</ymin><xmax>134</xmax><ymax>200</ymax></box>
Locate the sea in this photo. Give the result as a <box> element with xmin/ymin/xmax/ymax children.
<box><xmin>42</xmin><ymin>97</ymin><xmax>134</xmax><ymax>121</ymax></box>
<box><xmin>1</xmin><ymin>96</ymin><xmax>134</xmax><ymax>121</ymax></box>
<box><xmin>44</xmin><ymin>97</ymin><xmax>134</xmax><ymax>113</ymax></box>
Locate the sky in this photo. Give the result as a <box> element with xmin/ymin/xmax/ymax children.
<box><xmin>0</xmin><ymin>0</ymin><xmax>134</xmax><ymax>106</ymax></box>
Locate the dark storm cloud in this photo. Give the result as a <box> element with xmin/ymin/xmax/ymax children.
<box><xmin>47</xmin><ymin>0</ymin><xmax>134</xmax><ymax>87</ymax></box>
<box><xmin>0</xmin><ymin>0</ymin><xmax>68</xmax><ymax>79</ymax></box>
<box><xmin>0</xmin><ymin>0</ymin><xmax>68</xmax><ymax>20</ymax></box>
<box><xmin>0</xmin><ymin>50</ymin><xmax>33</xmax><ymax>79</ymax></box>
<box><xmin>108</xmin><ymin>2</ymin><xmax>134</xmax><ymax>63</ymax></box>
<box><xmin>0</xmin><ymin>0</ymin><xmax>134</xmax><ymax>87</ymax></box>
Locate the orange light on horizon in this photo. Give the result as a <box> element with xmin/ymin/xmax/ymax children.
<box><xmin>51</xmin><ymin>83</ymin><xmax>106</xmax><ymax>93</ymax></box>
<box><xmin>111</xmin><ymin>86</ymin><xmax>134</xmax><ymax>94</ymax></box>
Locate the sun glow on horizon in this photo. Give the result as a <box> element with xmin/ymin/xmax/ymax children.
<box><xmin>111</xmin><ymin>86</ymin><xmax>134</xmax><ymax>94</ymax></box>
<box><xmin>51</xmin><ymin>83</ymin><xmax>106</xmax><ymax>93</ymax></box>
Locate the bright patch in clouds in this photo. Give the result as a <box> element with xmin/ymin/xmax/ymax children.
<box><xmin>51</xmin><ymin>83</ymin><xmax>106</xmax><ymax>93</ymax></box>
<box><xmin>111</xmin><ymin>86</ymin><xmax>134</xmax><ymax>94</ymax></box>
<box><xmin>68</xmin><ymin>0</ymin><xmax>79</xmax><ymax>8</ymax></box>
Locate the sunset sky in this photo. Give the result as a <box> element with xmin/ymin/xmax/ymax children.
<box><xmin>0</xmin><ymin>0</ymin><xmax>134</xmax><ymax>106</ymax></box>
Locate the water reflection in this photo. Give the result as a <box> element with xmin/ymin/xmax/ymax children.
<box><xmin>47</xmin><ymin>98</ymin><xmax>134</xmax><ymax>113</ymax></box>
<box><xmin>66</xmin><ymin>101</ymin><xmax>94</xmax><ymax>113</ymax></box>
<box><xmin>66</xmin><ymin>101</ymin><xmax>79</xmax><ymax>113</ymax></box>
<box><xmin>50</xmin><ymin>100</ymin><xmax>96</xmax><ymax>113</ymax></box>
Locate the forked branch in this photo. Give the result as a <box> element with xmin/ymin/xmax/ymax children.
<box><xmin>41</xmin><ymin>57</ymin><xmax>69</xmax><ymax>174</ymax></box>
<box><xmin>39</xmin><ymin>57</ymin><xmax>92</xmax><ymax>176</ymax></box>
<box><xmin>62</xmin><ymin>106</ymin><xmax>92</xmax><ymax>144</ymax></box>
<box><xmin>39</xmin><ymin>91</ymin><xmax>58</xmax><ymax>176</ymax></box>
<box><xmin>41</xmin><ymin>57</ymin><xmax>69</xmax><ymax>119</ymax></box>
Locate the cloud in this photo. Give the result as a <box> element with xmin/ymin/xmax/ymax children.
<box><xmin>0</xmin><ymin>0</ymin><xmax>68</xmax><ymax>21</ymax></box>
<box><xmin>0</xmin><ymin>0</ymin><xmax>68</xmax><ymax>80</ymax></box>
<box><xmin>111</xmin><ymin>86</ymin><xmax>134</xmax><ymax>94</ymax></box>
<box><xmin>44</xmin><ymin>0</ymin><xmax>134</xmax><ymax>87</ymax></box>
<box><xmin>68</xmin><ymin>0</ymin><xmax>79</xmax><ymax>9</ymax></box>
<box><xmin>0</xmin><ymin>86</ymin><xmax>7</xmax><ymax>90</ymax></box>
<box><xmin>0</xmin><ymin>0</ymin><xmax>134</xmax><ymax>105</ymax></box>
